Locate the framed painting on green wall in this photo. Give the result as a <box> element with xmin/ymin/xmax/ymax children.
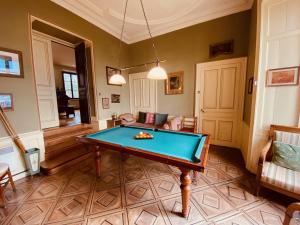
<box><xmin>0</xmin><ymin>47</ymin><xmax>24</xmax><ymax>78</ymax></box>
<box><xmin>165</xmin><ymin>71</ymin><xmax>184</xmax><ymax>95</ymax></box>
<box><xmin>106</xmin><ymin>66</ymin><xmax>121</xmax><ymax>86</ymax></box>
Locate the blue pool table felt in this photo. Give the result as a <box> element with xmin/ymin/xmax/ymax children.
<box><xmin>86</xmin><ymin>126</ymin><xmax>206</xmax><ymax>163</ymax></box>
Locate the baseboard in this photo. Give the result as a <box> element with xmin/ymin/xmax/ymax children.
<box><xmin>0</xmin><ymin>130</ymin><xmax>45</xmax><ymax>180</ymax></box>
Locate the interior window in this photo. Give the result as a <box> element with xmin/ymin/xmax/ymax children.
<box><xmin>62</xmin><ymin>72</ymin><xmax>79</xmax><ymax>98</ymax></box>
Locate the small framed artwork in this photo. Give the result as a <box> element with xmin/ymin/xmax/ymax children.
<box><xmin>248</xmin><ymin>77</ymin><xmax>253</xmax><ymax>94</ymax></box>
<box><xmin>209</xmin><ymin>40</ymin><xmax>234</xmax><ymax>58</ymax></box>
<box><xmin>106</xmin><ymin>66</ymin><xmax>121</xmax><ymax>86</ymax></box>
<box><xmin>0</xmin><ymin>93</ymin><xmax>13</xmax><ymax>111</ymax></box>
<box><xmin>111</xmin><ymin>94</ymin><xmax>120</xmax><ymax>103</ymax></box>
<box><xmin>0</xmin><ymin>47</ymin><xmax>24</xmax><ymax>78</ymax></box>
<box><xmin>165</xmin><ymin>71</ymin><xmax>184</xmax><ymax>95</ymax></box>
<box><xmin>102</xmin><ymin>98</ymin><xmax>110</xmax><ymax>109</ymax></box>
<box><xmin>266</xmin><ymin>66</ymin><xmax>299</xmax><ymax>86</ymax></box>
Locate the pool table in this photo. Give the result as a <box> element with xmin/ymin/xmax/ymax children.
<box><xmin>79</xmin><ymin>125</ymin><xmax>210</xmax><ymax>217</ymax></box>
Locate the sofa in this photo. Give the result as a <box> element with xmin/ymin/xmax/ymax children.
<box><xmin>118</xmin><ymin>113</ymin><xmax>197</xmax><ymax>133</ymax></box>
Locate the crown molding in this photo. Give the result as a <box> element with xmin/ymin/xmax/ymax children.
<box><xmin>51</xmin><ymin>0</ymin><xmax>130</xmax><ymax>43</ymax></box>
<box><xmin>51</xmin><ymin>0</ymin><xmax>253</xmax><ymax>44</ymax></box>
<box><xmin>129</xmin><ymin>0</ymin><xmax>254</xmax><ymax>43</ymax></box>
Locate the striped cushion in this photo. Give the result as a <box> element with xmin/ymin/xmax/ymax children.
<box><xmin>275</xmin><ymin>131</ymin><xmax>300</xmax><ymax>146</ymax></box>
<box><xmin>261</xmin><ymin>162</ymin><xmax>300</xmax><ymax>194</ymax></box>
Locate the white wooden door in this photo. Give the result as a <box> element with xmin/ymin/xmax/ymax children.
<box><xmin>195</xmin><ymin>58</ymin><xmax>247</xmax><ymax>148</ymax></box>
<box><xmin>32</xmin><ymin>35</ymin><xmax>59</xmax><ymax>129</ymax></box>
<box><xmin>129</xmin><ymin>72</ymin><xmax>157</xmax><ymax>116</ymax></box>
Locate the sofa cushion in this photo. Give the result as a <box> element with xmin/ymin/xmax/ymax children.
<box><xmin>168</xmin><ymin>117</ymin><xmax>182</xmax><ymax>131</ymax></box>
<box><xmin>122</xmin><ymin>114</ymin><xmax>134</xmax><ymax>122</ymax></box>
<box><xmin>262</xmin><ymin>162</ymin><xmax>300</xmax><ymax>194</ymax></box>
<box><xmin>272</xmin><ymin>141</ymin><xmax>300</xmax><ymax>171</ymax></box>
<box><xmin>137</xmin><ymin>111</ymin><xmax>146</xmax><ymax>123</ymax></box>
<box><xmin>155</xmin><ymin>113</ymin><xmax>168</xmax><ymax>126</ymax></box>
<box><xmin>145</xmin><ymin>112</ymin><xmax>155</xmax><ymax>124</ymax></box>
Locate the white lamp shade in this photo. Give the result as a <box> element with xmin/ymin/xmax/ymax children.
<box><xmin>109</xmin><ymin>73</ymin><xmax>126</xmax><ymax>85</ymax></box>
<box><xmin>147</xmin><ymin>65</ymin><xmax>167</xmax><ymax>80</ymax></box>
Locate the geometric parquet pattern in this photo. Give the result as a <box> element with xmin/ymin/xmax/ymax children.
<box><xmin>0</xmin><ymin>146</ymin><xmax>291</xmax><ymax>225</ymax></box>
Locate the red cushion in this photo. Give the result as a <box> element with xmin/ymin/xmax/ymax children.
<box><xmin>180</xmin><ymin>128</ymin><xmax>194</xmax><ymax>133</ymax></box>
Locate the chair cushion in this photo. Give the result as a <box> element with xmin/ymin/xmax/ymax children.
<box><xmin>275</xmin><ymin>131</ymin><xmax>300</xmax><ymax>146</ymax></box>
<box><xmin>0</xmin><ymin>162</ymin><xmax>8</xmax><ymax>177</ymax></box>
<box><xmin>154</xmin><ymin>113</ymin><xmax>168</xmax><ymax>126</ymax></box>
<box><xmin>261</xmin><ymin>162</ymin><xmax>300</xmax><ymax>194</ymax></box>
<box><xmin>145</xmin><ymin>112</ymin><xmax>155</xmax><ymax>124</ymax></box>
<box><xmin>272</xmin><ymin>141</ymin><xmax>300</xmax><ymax>171</ymax></box>
<box><xmin>137</xmin><ymin>112</ymin><xmax>146</xmax><ymax>123</ymax></box>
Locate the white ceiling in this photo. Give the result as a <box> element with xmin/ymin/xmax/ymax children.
<box><xmin>51</xmin><ymin>0</ymin><xmax>253</xmax><ymax>44</ymax></box>
<box><xmin>52</xmin><ymin>42</ymin><xmax>76</xmax><ymax>68</ymax></box>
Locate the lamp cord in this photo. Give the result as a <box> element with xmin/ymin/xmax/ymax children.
<box><xmin>117</xmin><ymin>0</ymin><xmax>129</xmax><ymax>70</ymax></box>
<box><xmin>140</xmin><ymin>0</ymin><xmax>160</xmax><ymax>64</ymax></box>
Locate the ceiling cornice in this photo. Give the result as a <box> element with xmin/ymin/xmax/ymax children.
<box><xmin>51</xmin><ymin>0</ymin><xmax>131</xmax><ymax>42</ymax></box>
<box><xmin>51</xmin><ymin>0</ymin><xmax>254</xmax><ymax>44</ymax></box>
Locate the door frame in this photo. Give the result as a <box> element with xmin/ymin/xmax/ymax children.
<box><xmin>129</xmin><ymin>71</ymin><xmax>158</xmax><ymax>115</ymax></box>
<box><xmin>195</xmin><ymin>57</ymin><xmax>247</xmax><ymax>148</ymax></box>
<box><xmin>29</xmin><ymin>15</ymin><xmax>99</xmax><ymax>128</ymax></box>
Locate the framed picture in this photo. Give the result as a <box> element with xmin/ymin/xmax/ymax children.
<box><xmin>0</xmin><ymin>47</ymin><xmax>24</xmax><ymax>78</ymax></box>
<box><xmin>165</xmin><ymin>71</ymin><xmax>184</xmax><ymax>95</ymax></box>
<box><xmin>209</xmin><ymin>40</ymin><xmax>234</xmax><ymax>58</ymax></box>
<box><xmin>266</xmin><ymin>66</ymin><xmax>299</xmax><ymax>86</ymax></box>
<box><xmin>0</xmin><ymin>93</ymin><xmax>13</xmax><ymax>111</ymax></box>
<box><xmin>248</xmin><ymin>77</ymin><xmax>253</xmax><ymax>94</ymax></box>
<box><xmin>102</xmin><ymin>98</ymin><xmax>110</xmax><ymax>109</ymax></box>
<box><xmin>106</xmin><ymin>66</ymin><xmax>121</xmax><ymax>86</ymax></box>
<box><xmin>111</xmin><ymin>94</ymin><xmax>120</xmax><ymax>103</ymax></box>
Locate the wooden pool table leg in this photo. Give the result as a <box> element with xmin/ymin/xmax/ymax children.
<box><xmin>94</xmin><ymin>145</ymin><xmax>101</xmax><ymax>177</ymax></box>
<box><xmin>180</xmin><ymin>168</ymin><xmax>191</xmax><ymax>218</ymax></box>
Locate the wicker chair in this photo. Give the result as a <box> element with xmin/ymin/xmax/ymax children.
<box><xmin>284</xmin><ymin>203</ymin><xmax>300</xmax><ymax>225</ymax></box>
<box><xmin>256</xmin><ymin>124</ymin><xmax>300</xmax><ymax>200</ymax></box>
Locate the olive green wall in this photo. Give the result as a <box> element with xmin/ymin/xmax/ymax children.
<box><xmin>128</xmin><ymin>11</ymin><xmax>251</xmax><ymax>116</ymax></box>
<box><xmin>0</xmin><ymin>0</ymin><xmax>130</xmax><ymax>137</ymax></box>
<box><xmin>0</xmin><ymin>1</ymin><xmax>253</xmax><ymax>137</ymax></box>
<box><xmin>243</xmin><ymin>0</ymin><xmax>257</xmax><ymax>125</ymax></box>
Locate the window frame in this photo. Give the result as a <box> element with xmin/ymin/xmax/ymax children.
<box><xmin>62</xmin><ymin>71</ymin><xmax>79</xmax><ymax>99</ymax></box>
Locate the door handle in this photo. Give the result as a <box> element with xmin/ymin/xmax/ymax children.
<box><xmin>201</xmin><ymin>109</ymin><xmax>205</xmax><ymax>113</ymax></box>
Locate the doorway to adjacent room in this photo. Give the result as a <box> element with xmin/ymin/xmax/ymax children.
<box><xmin>30</xmin><ymin>17</ymin><xmax>97</xmax><ymax>129</ymax></box>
